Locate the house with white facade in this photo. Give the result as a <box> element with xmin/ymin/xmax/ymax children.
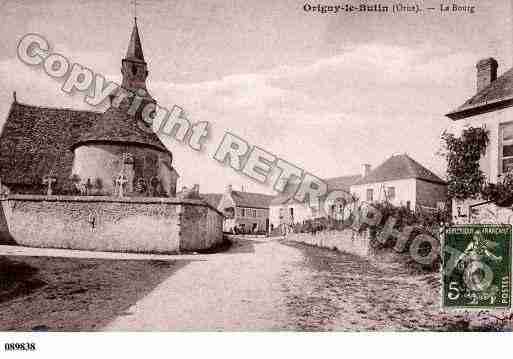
<box><xmin>446</xmin><ymin>57</ymin><xmax>513</xmax><ymax>223</ymax></box>
<box><xmin>217</xmin><ymin>185</ymin><xmax>274</xmax><ymax>233</ymax></box>
<box><xmin>350</xmin><ymin>154</ymin><xmax>447</xmax><ymax>211</ymax></box>
<box><xmin>269</xmin><ymin>174</ymin><xmax>361</xmax><ymax>234</ymax></box>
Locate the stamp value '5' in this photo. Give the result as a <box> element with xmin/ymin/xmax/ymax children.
<box><xmin>443</xmin><ymin>225</ymin><xmax>512</xmax><ymax>309</ymax></box>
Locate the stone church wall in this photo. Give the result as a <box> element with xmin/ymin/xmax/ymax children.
<box><xmin>72</xmin><ymin>143</ymin><xmax>174</xmax><ymax>196</ymax></box>
<box><xmin>0</xmin><ymin>195</ymin><xmax>223</xmax><ymax>253</ymax></box>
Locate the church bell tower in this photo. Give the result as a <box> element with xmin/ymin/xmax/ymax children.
<box><xmin>120</xmin><ymin>17</ymin><xmax>154</xmax><ymax>103</ymax></box>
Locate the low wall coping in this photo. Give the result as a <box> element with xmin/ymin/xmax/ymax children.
<box><xmin>0</xmin><ymin>194</ymin><xmax>224</xmax><ymax>215</ymax></box>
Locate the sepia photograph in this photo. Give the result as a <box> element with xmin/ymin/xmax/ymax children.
<box><xmin>0</xmin><ymin>0</ymin><xmax>512</xmax><ymax>356</ymax></box>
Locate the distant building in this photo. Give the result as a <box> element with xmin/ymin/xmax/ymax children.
<box><xmin>217</xmin><ymin>185</ymin><xmax>274</xmax><ymax>233</ymax></box>
<box><xmin>350</xmin><ymin>154</ymin><xmax>447</xmax><ymax>211</ymax></box>
<box><xmin>269</xmin><ymin>174</ymin><xmax>361</xmax><ymax>234</ymax></box>
<box><xmin>446</xmin><ymin>57</ymin><xmax>513</xmax><ymax>222</ymax></box>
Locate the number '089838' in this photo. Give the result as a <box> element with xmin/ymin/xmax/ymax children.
<box><xmin>4</xmin><ymin>342</ymin><xmax>36</xmax><ymax>351</ymax></box>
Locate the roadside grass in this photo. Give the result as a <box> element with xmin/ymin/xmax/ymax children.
<box><xmin>0</xmin><ymin>255</ymin><xmax>188</xmax><ymax>331</ymax></box>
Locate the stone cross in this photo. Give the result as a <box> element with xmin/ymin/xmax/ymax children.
<box><xmin>115</xmin><ymin>173</ymin><xmax>128</xmax><ymax>197</ymax></box>
<box><xmin>42</xmin><ymin>175</ymin><xmax>57</xmax><ymax>196</ymax></box>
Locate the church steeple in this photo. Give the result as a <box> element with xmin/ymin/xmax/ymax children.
<box><xmin>125</xmin><ymin>18</ymin><xmax>145</xmax><ymax>63</ymax></box>
<box><xmin>121</xmin><ymin>17</ymin><xmax>152</xmax><ymax>100</ymax></box>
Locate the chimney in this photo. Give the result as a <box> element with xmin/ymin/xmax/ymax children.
<box><xmin>363</xmin><ymin>164</ymin><xmax>371</xmax><ymax>177</ymax></box>
<box><xmin>476</xmin><ymin>58</ymin><xmax>498</xmax><ymax>93</ymax></box>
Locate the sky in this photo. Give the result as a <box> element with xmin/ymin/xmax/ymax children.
<box><xmin>0</xmin><ymin>0</ymin><xmax>512</xmax><ymax>194</ymax></box>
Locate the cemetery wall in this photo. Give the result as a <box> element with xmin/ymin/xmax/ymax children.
<box><xmin>0</xmin><ymin>195</ymin><xmax>223</xmax><ymax>253</ymax></box>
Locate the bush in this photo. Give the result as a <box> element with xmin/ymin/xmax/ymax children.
<box><xmin>482</xmin><ymin>171</ymin><xmax>513</xmax><ymax>207</ymax></box>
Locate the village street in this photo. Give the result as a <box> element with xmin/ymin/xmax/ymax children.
<box><xmin>101</xmin><ymin>237</ymin><xmax>473</xmax><ymax>331</ymax></box>
<box><xmin>1</xmin><ymin>236</ymin><xmax>502</xmax><ymax>331</ymax></box>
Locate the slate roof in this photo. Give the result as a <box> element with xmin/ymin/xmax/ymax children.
<box><xmin>0</xmin><ymin>101</ymin><xmax>168</xmax><ymax>188</ymax></box>
<box><xmin>353</xmin><ymin>154</ymin><xmax>445</xmax><ymax>186</ymax></box>
<box><xmin>325</xmin><ymin>175</ymin><xmax>362</xmax><ymax>192</ymax></box>
<box><xmin>447</xmin><ymin>66</ymin><xmax>513</xmax><ymax>120</ymax></box>
<box><xmin>270</xmin><ymin>174</ymin><xmax>361</xmax><ymax>206</ymax></box>
<box><xmin>0</xmin><ymin>102</ymin><xmax>99</xmax><ymax>187</ymax></box>
<box><xmin>230</xmin><ymin>190</ymin><xmax>274</xmax><ymax>209</ymax></box>
<box><xmin>75</xmin><ymin>105</ymin><xmax>167</xmax><ymax>152</ymax></box>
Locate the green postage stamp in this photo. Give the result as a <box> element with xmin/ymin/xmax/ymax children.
<box><xmin>443</xmin><ymin>224</ymin><xmax>512</xmax><ymax>309</ymax></box>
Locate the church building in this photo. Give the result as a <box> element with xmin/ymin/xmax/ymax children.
<box><xmin>0</xmin><ymin>19</ymin><xmax>179</xmax><ymax>197</ymax></box>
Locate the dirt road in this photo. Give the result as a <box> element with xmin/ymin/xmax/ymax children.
<box><xmin>105</xmin><ymin>237</ymin><xmax>499</xmax><ymax>331</ymax></box>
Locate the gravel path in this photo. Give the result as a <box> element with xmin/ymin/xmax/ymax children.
<box><xmin>104</xmin><ymin>237</ymin><xmax>505</xmax><ymax>331</ymax></box>
<box><xmin>105</xmin><ymin>238</ymin><xmax>297</xmax><ymax>330</ymax></box>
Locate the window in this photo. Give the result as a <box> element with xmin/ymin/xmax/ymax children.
<box><xmin>387</xmin><ymin>186</ymin><xmax>396</xmax><ymax>200</ymax></box>
<box><xmin>240</xmin><ymin>208</ymin><xmax>245</xmax><ymax>217</ymax></box>
<box><xmin>366</xmin><ymin>188</ymin><xmax>373</xmax><ymax>202</ymax></box>
<box><xmin>501</xmin><ymin>122</ymin><xmax>513</xmax><ymax>174</ymax></box>
<box><xmin>290</xmin><ymin>208</ymin><xmax>294</xmax><ymax>217</ymax></box>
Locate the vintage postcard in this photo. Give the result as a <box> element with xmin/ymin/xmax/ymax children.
<box><xmin>1</xmin><ymin>0</ymin><xmax>513</xmax><ymax>355</ymax></box>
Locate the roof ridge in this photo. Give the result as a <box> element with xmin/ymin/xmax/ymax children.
<box><xmin>324</xmin><ymin>173</ymin><xmax>361</xmax><ymax>180</ymax></box>
<box><xmin>405</xmin><ymin>154</ymin><xmax>445</xmax><ymax>182</ymax></box>
<box><xmin>232</xmin><ymin>190</ymin><xmax>274</xmax><ymax>196</ymax></box>
<box><xmin>354</xmin><ymin>154</ymin><xmax>445</xmax><ymax>185</ymax></box>
<box><xmin>402</xmin><ymin>154</ymin><xmax>419</xmax><ymax>177</ymax></box>
<box><xmin>13</xmin><ymin>101</ymin><xmax>103</xmax><ymax>114</ymax></box>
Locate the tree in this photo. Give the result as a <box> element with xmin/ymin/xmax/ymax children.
<box><xmin>440</xmin><ymin>127</ymin><xmax>489</xmax><ymax>200</ymax></box>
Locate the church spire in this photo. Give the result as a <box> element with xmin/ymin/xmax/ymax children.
<box><xmin>125</xmin><ymin>17</ymin><xmax>145</xmax><ymax>63</ymax></box>
<box><xmin>120</xmin><ymin>16</ymin><xmax>152</xmax><ymax>100</ymax></box>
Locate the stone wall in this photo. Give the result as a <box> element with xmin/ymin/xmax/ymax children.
<box><xmin>286</xmin><ymin>229</ymin><xmax>372</xmax><ymax>257</ymax></box>
<box><xmin>179</xmin><ymin>203</ymin><xmax>223</xmax><ymax>251</ymax></box>
<box><xmin>0</xmin><ymin>195</ymin><xmax>223</xmax><ymax>253</ymax></box>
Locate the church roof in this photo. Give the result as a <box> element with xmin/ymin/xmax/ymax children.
<box><xmin>125</xmin><ymin>19</ymin><xmax>145</xmax><ymax>63</ymax></box>
<box><xmin>0</xmin><ymin>101</ymin><xmax>169</xmax><ymax>187</ymax></box>
<box><xmin>353</xmin><ymin>154</ymin><xmax>446</xmax><ymax>186</ymax></box>
<box><xmin>74</xmin><ymin>105</ymin><xmax>167</xmax><ymax>152</ymax></box>
<box><xmin>0</xmin><ymin>101</ymin><xmax>99</xmax><ymax>186</ymax></box>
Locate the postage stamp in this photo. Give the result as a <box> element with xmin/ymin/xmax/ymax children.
<box><xmin>443</xmin><ymin>225</ymin><xmax>512</xmax><ymax>309</ymax></box>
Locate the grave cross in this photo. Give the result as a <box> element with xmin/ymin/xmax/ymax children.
<box><xmin>42</xmin><ymin>175</ymin><xmax>57</xmax><ymax>196</ymax></box>
<box><xmin>115</xmin><ymin>173</ymin><xmax>128</xmax><ymax>197</ymax></box>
